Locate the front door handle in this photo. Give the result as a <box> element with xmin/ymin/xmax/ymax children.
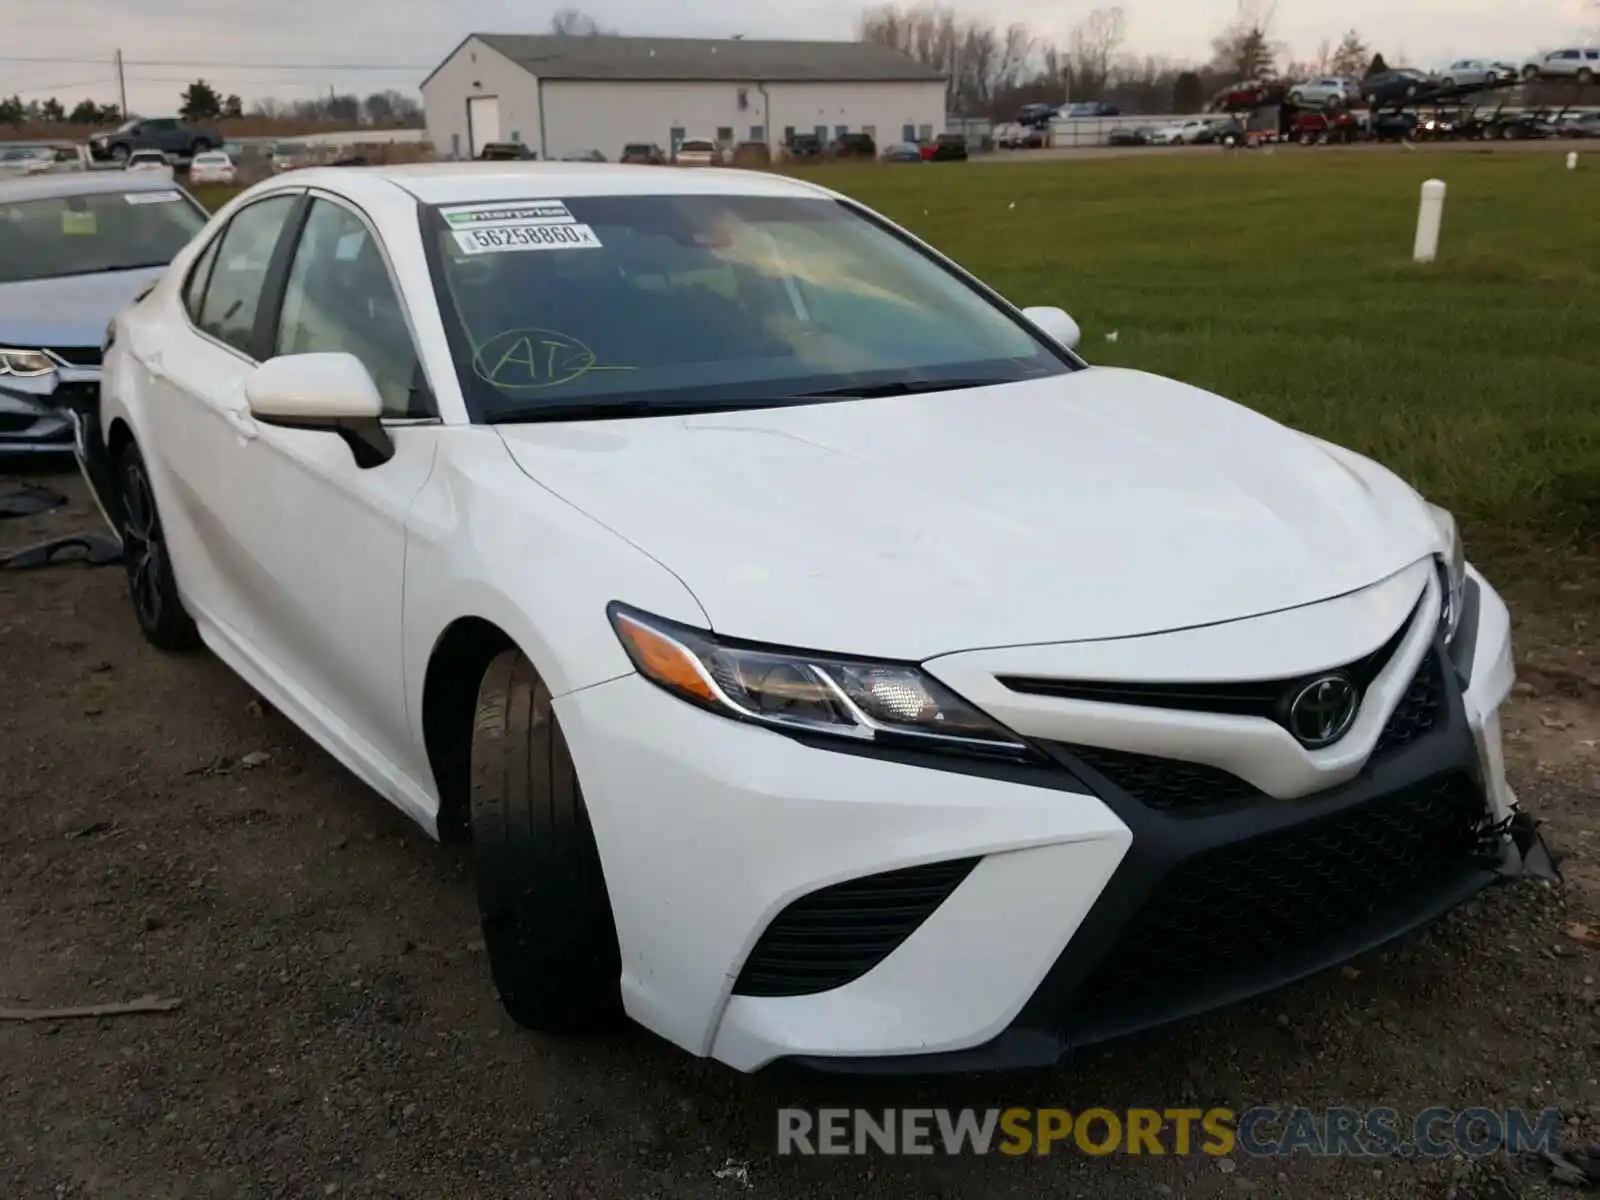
<box><xmin>224</xmin><ymin>407</ymin><xmax>259</xmax><ymax>440</ymax></box>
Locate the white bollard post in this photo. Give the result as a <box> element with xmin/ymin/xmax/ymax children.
<box><xmin>1568</xmin><ymin>151</ymin><xmax>1579</xmax><ymax>170</ymax></box>
<box><xmin>1413</xmin><ymin>178</ymin><xmax>1446</xmax><ymax>264</ymax></box>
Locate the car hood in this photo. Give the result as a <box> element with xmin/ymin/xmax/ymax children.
<box><xmin>0</xmin><ymin>266</ymin><xmax>168</xmax><ymax>350</ymax></box>
<box><xmin>495</xmin><ymin>368</ymin><xmax>1441</xmax><ymax>661</ymax></box>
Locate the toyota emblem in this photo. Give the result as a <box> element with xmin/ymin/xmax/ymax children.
<box><xmin>1286</xmin><ymin>674</ymin><xmax>1360</xmax><ymax>748</ymax></box>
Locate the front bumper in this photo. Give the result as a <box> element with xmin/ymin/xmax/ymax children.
<box><xmin>0</xmin><ymin>371</ymin><xmax>90</xmax><ymax>455</ymax></box>
<box><xmin>557</xmin><ymin>567</ymin><xmax>1544</xmax><ymax>1073</ymax></box>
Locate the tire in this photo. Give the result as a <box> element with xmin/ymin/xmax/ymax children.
<box><xmin>109</xmin><ymin>143</ymin><xmax>130</xmax><ymax>163</ymax></box>
<box><xmin>1442</xmin><ymin>78</ymin><xmax>1456</xmax><ymax>89</ymax></box>
<box><xmin>1523</xmin><ymin>66</ymin><xmax>1539</xmax><ymax>81</ymax></box>
<box><xmin>470</xmin><ymin>649</ymin><xmax>622</xmax><ymax>1033</ymax></box>
<box><xmin>1316</xmin><ymin>131</ymin><xmax>1330</xmax><ymax>145</ymax></box>
<box><xmin>1289</xmin><ymin>91</ymin><xmax>1304</xmax><ymax>106</ymax></box>
<box><xmin>116</xmin><ymin>441</ymin><xmax>199</xmax><ymax>652</ymax></box>
<box><xmin>1579</xmin><ymin>68</ymin><xmax>1594</xmax><ymax>85</ymax></box>
<box><xmin>1365</xmin><ymin>93</ymin><xmax>1379</xmax><ymax>107</ymax></box>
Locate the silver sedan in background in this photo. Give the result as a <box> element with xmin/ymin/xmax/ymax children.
<box><xmin>0</xmin><ymin>172</ymin><xmax>207</xmax><ymax>455</ymax></box>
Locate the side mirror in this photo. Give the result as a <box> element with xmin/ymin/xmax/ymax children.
<box><xmin>1022</xmin><ymin>305</ymin><xmax>1081</xmax><ymax>351</ymax></box>
<box><xmin>245</xmin><ymin>352</ymin><xmax>394</xmax><ymax>468</ymax></box>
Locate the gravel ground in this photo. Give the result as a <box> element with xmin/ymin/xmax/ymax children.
<box><xmin>3</xmin><ymin>470</ymin><xmax>1597</xmax><ymax>1200</ymax></box>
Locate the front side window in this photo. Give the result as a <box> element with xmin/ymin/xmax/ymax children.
<box><xmin>273</xmin><ymin>199</ymin><xmax>424</xmax><ymax>417</ymax></box>
<box><xmin>0</xmin><ymin>187</ymin><xmax>207</xmax><ymax>285</ymax></box>
<box><xmin>195</xmin><ymin>194</ymin><xmax>298</xmax><ymax>355</ymax></box>
<box><xmin>425</xmin><ymin>194</ymin><xmax>1073</xmax><ymax>423</ymax></box>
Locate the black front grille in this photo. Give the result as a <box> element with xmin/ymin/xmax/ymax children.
<box><xmin>45</xmin><ymin>346</ymin><xmax>103</xmax><ymax>369</ymax></box>
<box><xmin>1051</xmin><ymin>649</ymin><xmax>1448</xmax><ymax>815</ymax></box>
<box><xmin>0</xmin><ymin>412</ymin><xmax>40</xmax><ymax>434</ymax></box>
<box><xmin>1375</xmin><ymin>651</ymin><xmax>1444</xmax><ymax>754</ymax></box>
<box><xmin>1067</xmin><ymin>772</ymin><xmax>1489</xmax><ymax>1016</ymax></box>
<box><xmin>732</xmin><ymin>858</ymin><xmax>980</xmax><ymax>997</ymax></box>
<box><xmin>997</xmin><ymin>597</ymin><xmax>1419</xmax><ymax>722</ymax></box>
<box><xmin>1067</xmin><ymin>745</ymin><xmax>1260</xmax><ymax>812</ymax></box>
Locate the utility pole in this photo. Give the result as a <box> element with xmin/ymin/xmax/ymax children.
<box><xmin>115</xmin><ymin>49</ymin><xmax>127</xmax><ymax>117</ymax></box>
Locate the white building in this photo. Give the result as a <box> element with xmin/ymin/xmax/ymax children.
<box><xmin>420</xmin><ymin>34</ymin><xmax>946</xmax><ymax>161</ymax></box>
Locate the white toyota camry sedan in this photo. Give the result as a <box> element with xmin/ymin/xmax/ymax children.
<box><xmin>79</xmin><ymin>163</ymin><xmax>1551</xmax><ymax>1074</ymax></box>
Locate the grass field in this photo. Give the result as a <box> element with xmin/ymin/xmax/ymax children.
<box><xmin>191</xmin><ymin>153</ymin><xmax>1600</xmax><ymax>593</ymax></box>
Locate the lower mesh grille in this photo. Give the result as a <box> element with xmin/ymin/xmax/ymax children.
<box><xmin>1068</xmin><ymin>745</ymin><xmax>1259</xmax><ymax>813</ymax></box>
<box><xmin>1375</xmin><ymin>651</ymin><xmax>1444</xmax><ymax>754</ymax></box>
<box><xmin>1067</xmin><ymin>772</ymin><xmax>1489</xmax><ymax>1015</ymax></box>
<box><xmin>732</xmin><ymin>858</ymin><xmax>980</xmax><ymax>997</ymax></box>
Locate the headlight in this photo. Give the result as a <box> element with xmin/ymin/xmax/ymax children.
<box><xmin>0</xmin><ymin>349</ymin><xmax>55</xmax><ymax>377</ymax></box>
<box><xmin>1428</xmin><ymin>503</ymin><xmax>1466</xmax><ymax>644</ymax></box>
<box><xmin>608</xmin><ymin>604</ymin><xmax>1031</xmax><ymax>759</ymax></box>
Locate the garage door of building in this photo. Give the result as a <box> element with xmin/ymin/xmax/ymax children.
<box><xmin>467</xmin><ymin>96</ymin><xmax>502</xmax><ymax>156</ymax></box>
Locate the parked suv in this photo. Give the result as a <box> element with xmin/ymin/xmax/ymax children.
<box><xmin>827</xmin><ymin>132</ymin><xmax>876</xmax><ymax>159</ymax></box>
<box><xmin>88</xmin><ymin>117</ymin><xmax>221</xmax><ymax>164</ymax></box>
<box><xmin>619</xmin><ymin>143</ymin><xmax>667</xmax><ymax>165</ymax></box>
<box><xmin>1287</xmin><ymin>77</ymin><xmax>1361</xmax><ymax>107</ymax></box>
<box><xmin>1521</xmin><ymin>48</ymin><xmax>1599</xmax><ymax>82</ymax></box>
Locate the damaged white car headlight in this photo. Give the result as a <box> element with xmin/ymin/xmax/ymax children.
<box><xmin>1428</xmin><ymin>503</ymin><xmax>1466</xmax><ymax>645</ymax></box>
<box><xmin>0</xmin><ymin>349</ymin><xmax>55</xmax><ymax>377</ymax></box>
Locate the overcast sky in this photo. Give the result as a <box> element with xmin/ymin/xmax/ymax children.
<box><xmin>11</xmin><ymin>0</ymin><xmax>1597</xmax><ymax>113</ymax></box>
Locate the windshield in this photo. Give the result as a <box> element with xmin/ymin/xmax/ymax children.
<box><xmin>0</xmin><ymin>188</ymin><xmax>206</xmax><ymax>284</ymax></box>
<box><xmin>425</xmin><ymin>193</ymin><xmax>1073</xmax><ymax>422</ymax></box>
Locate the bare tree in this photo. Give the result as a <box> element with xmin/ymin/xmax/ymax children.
<box><xmin>1314</xmin><ymin>37</ymin><xmax>1331</xmax><ymax>73</ymax></box>
<box><xmin>1329</xmin><ymin>29</ymin><xmax>1369</xmax><ymax>76</ymax></box>
<box><xmin>1209</xmin><ymin>0</ymin><xmax>1283</xmax><ymax>79</ymax></box>
<box><xmin>1067</xmin><ymin>7</ymin><xmax>1127</xmax><ymax>99</ymax></box>
<box><xmin>549</xmin><ymin>7</ymin><xmax>613</xmax><ymax>36</ymax></box>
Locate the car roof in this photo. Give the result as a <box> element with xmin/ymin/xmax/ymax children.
<box><xmin>0</xmin><ymin>171</ymin><xmax>183</xmax><ymax>203</ymax></box>
<box><xmin>322</xmin><ymin>162</ymin><xmax>832</xmax><ymax>205</ymax></box>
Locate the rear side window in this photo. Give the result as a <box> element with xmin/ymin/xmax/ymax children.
<box><xmin>182</xmin><ymin>235</ymin><xmax>220</xmax><ymax>323</ymax></box>
<box><xmin>195</xmin><ymin>194</ymin><xmax>298</xmax><ymax>356</ymax></box>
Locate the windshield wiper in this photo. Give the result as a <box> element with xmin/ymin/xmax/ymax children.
<box><xmin>789</xmin><ymin>378</ymin><xmax>1018</xmax><ymax>399</ymax></box>
<box><xmin>487</xmin><ymin>395</ymin><xmax>825</xmax><ymax>424</ymax></box>
<box><xmin>76</xmin><ymin>261</ymin><xmax>172</xmax><ymax>275</ymax></box>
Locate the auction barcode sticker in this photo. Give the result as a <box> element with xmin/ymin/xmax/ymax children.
<box><xmin>453</xmin><ymin>222</ymin><xmax>603</xmax><ymax>255</ymax></box>
<box><xmin>442</xmin><ymin>201</ymin><xmax>575</xmax><ymax>229</ymax></box>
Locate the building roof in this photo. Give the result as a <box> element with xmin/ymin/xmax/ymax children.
<box><xmin>428</xmin><ymin>34</ymin><xmax>945</xmax><ymax>87</ymax></box>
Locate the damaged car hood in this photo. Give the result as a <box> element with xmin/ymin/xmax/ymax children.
<box><xmin>495</xmin><ymin>368</ymin><xmax>1442</xmax><ymax>660</ymax></box>
<box><xmin>0</xmin><ymin>265</ymin><xmax>167</xmax><ymax>351</ymax></box>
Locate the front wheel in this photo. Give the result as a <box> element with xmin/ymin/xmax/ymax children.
<box><xmin>109</xmin><ymin>143</ymin><xmax>130</xmax><ymax>163</ymax></box>
<box><xmin>471</xmin><ymin>649</ymin><xmax>623</xmax><ymax>1032</ymax></box>
<box><xmin>1523</xmin><ymin>66</ymin><xmax>1540</xmax><ymax>81</ymax></box>
<box><xmin>1578</xmin><ymin>68</ymin><xmax>1594</xmax><ymax>85</ymax></box>
<box><xmin>189</xmin><ymin>138</ymin><xmax>213</xmax><ymax>156</ymax></box>
<box><xmin>117</xmin><ymin>442</ymin><xmax>198</xmax><ymax>652</ymax></box>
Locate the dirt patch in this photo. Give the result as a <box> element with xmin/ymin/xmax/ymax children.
<box><xmin>2</xmin><ymin>470</ymin><xmax>1598</xmax><ymax>1199</ymax></box>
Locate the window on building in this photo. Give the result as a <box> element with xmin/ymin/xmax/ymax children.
<box><xmin>716</xmin><ymin>126</ymin><xmax>734</xmax><ymax>143</ymax></box>
<box><xmin>750</xmin><ymin>125</ymin><xmax>765</xmax><ymax>141</ymax></box>
<box><xmin>783</xmin><ymin>125</ymin><xmax>795</xmax><ymax>142</ymax></box>
<box><xmin>813</xmin><ymin>125</ymin><xmax>827</xmax><ymax>141</ymax></box>
<box><xmin>669</xmin><ymin>126</ymin><xmax>686</xmax><ymax>151</ymax></box>
<box><xmin>902</xmin><ymin>123</ymin><xmax>916</xmax><ymax>142</ymax></box>
<box><xmin>862</xmin><ymin>125</ymin><xmax>876</xmax><ymax>139</ymax></box>
<box><xmin>918</xmin><ymin>124</ymin><xmax>933</xmax><ymax>141</ymax></box>
<box><xmin>834</xmin><ymin>125</ymin><xmax>848</xmax><ymax>139</ymax></box>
